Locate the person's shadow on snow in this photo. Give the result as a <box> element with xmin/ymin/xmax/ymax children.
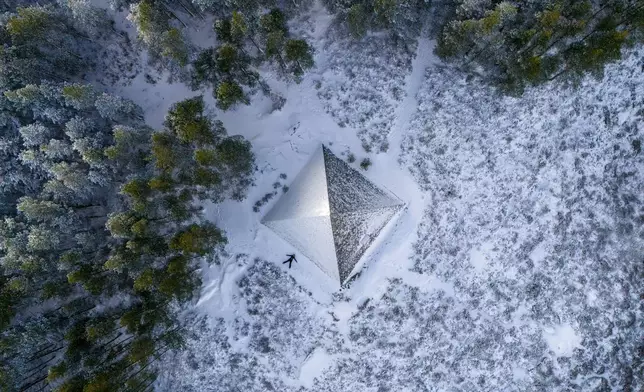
<box><xmin>282</xmin><ymin>254</ymin><xmax>297</xmax><ymax>268</ymax></box>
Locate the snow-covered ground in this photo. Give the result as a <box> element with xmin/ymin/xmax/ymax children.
<box><xmin>105</xmin><ymin>3</ymin><xmax>642</xmax><ymax>391</ymax></box>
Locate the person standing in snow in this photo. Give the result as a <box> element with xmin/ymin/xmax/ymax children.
<box><xmin>283</xmin><ymin>254</ymin><xmax>297</xmax><ymax>268</ymax></box>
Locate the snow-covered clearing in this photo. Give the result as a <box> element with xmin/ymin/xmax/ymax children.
<box><xmin>105</xmin><ymin>3</ymin><xmax>642</xmax><ymax>391</ymax></box>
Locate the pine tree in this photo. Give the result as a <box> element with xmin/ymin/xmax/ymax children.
<box><xmin>165</xmin><ymin>96</ymin><xmax>217</xmax><ymax>144</ymax></box>
<box><xmin>285</xmin><ymin>39</ymin><xmax>314</xmax><ymax>77</ymax></box>
<box><xmin>128</xmin><ymin>0</ymin><xmax>189</xmax><ymax>71</ymax></box>
<box><xmin>230</xmin><ymin>11</ymin><xmax>248</xmax><ymax>43</ymax></box>
<box><xmin>216</xmin><ymin>81</ymin><xmax>248</xmax><ymax>110</ymax></box>
<box><xmin>169</xmin><ymin>223</ymin><xmax>226</xmax><ymax>255</ymax></box>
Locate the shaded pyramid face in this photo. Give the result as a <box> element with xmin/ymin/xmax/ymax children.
<box><xmin>262</xmin><ymin>146</ymin><xmax>403</xmax><ymax>284</ymax></box>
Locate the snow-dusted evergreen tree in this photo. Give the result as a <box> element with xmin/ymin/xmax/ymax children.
<box><xmin>18</xmin><ymin>123</ymin><xmax>51</xmax><ymax>148</ymax></box>
<box><xmin>95</xmin><ymin>92</ymin><xmax>143</xmax><ymax>122</ymax></box>
<box><xmin>128</xmin><ymin>0</ymin><xmax>190</xmax><ymax>70</ymax></box>
<box><xmin>58</xmin><ymin>0</ymin><xmax>109</xmax><ymax>35</ymax></box>
<box><xmin>285</xmin><ymin>39</ymin><xmax>314</xmax><ymax>76</ymax></box>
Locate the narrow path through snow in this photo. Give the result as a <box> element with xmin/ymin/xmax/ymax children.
<box><xmin>390</xmin><ymin>36</ymin><xmax>437</xmax><ymax>150</ymax></box>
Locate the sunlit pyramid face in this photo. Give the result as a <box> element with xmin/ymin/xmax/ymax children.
<box><xmin>262</xmin><ymin>145</ymin><xmax>404</xmax><ymax>284</ymax></box>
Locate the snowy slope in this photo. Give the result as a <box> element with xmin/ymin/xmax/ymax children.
<box><xmin>100</xmin><ymin>3</ymin><xmax>641</xmax><ymax>392</ymax></box>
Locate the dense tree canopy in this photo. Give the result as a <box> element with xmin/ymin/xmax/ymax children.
<box><xmin>0</xmin><ymin>4</ymin><xmax>255</xmax><ymax>392</ymax></box>
<box><xmin>0</xmin><ymin>84</ymin><xmax>254</xmax><ymax>391</ymax></box>
<box><xmin>0</xmin><ymin>4</ymin><xmax>97</xmax><ymax>90</ymax></box>
<box><xmin>323</xmin><ymin>0</ymin><xmax>427</xmax><ymax>39</ymax></box>
<box><xmin>436</xmin><ymin>0</ymin><xmax>644</xmax><ymax>92</ymax></box>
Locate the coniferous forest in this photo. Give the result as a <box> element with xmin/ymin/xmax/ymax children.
<box><xmin>1</xmin><ymin>0</ymin><xmax>642</xmax><ymax>391</ymax></box>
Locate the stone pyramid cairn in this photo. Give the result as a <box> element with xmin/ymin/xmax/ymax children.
<box><xmin>262</xmin><ymin>145</ymin><xmax>404</xmax><ymax>284</ymax></box>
